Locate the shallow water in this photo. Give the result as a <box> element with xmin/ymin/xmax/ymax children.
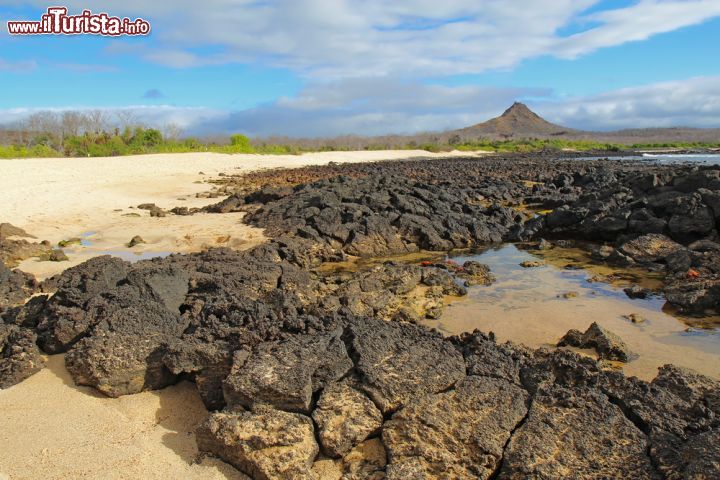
<box><xmin>421</xmin><ymin>244</ymin><xmax>720</xmax><ymax>381</ymax></box>
<box><xmin>577</xmin><ymin>153</ymin><xmax>720</xmax><ymax>166</ymax></box>
<box><xmin>642</xmin><ymin>153</ymin><xmax>720</xmax><ymax>165</ymax></box>
<box><xmin>70</xmin><ymin>231</ymin><xmax>172</xmax><ymax>262</ymax></box>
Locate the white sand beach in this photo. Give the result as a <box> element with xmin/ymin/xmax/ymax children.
<box><xmin>1</xmin><ymin>150</ymin><xmax>482</xmax><ymax>279</ymax></box>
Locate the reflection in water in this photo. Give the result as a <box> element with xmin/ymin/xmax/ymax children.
<box><xmin>91</xmin><ymin>250</ymin><xmax>173</xmax><ymax>262</ymax></box>
<box><xmin>421</xmin><ymin>244</ymin><xmax>719</xmax><ymax>381</ymax></box>
<box><xmin>73</xmin><ymin>231</ymin><xmax>172</xmax><ymax>262</ymax></box>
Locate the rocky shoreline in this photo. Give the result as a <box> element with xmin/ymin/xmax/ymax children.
<box><xmin>1</xmin><ymin>153</ymin><xmax>719</xmax><ymax>479</ymax></box>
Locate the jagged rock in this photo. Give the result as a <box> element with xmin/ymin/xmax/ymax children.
<box><xmin>346</xmin><ymin>317</ymin><xmax>466</xmax><ymax>414</ymax></box>
<box><xmin>384</xmin><ymin>376</ymin><xmax>529</xmax><ymax>479</ymax></box>
<box><xmin>312</xmin><ymin>379</ymin><xmax>383</xmax><ymax>458</ymax></box>
<box><xmin>65</xmin><ymin>332</ymin><xmax>177</xmax><ymax>397</ymax></box>
<box><xmin>169</xmin><ymin>206</ymin><xmax>191</xmax><ymax>216</ymax></box>
<box><xmin>668</xmin><ymin>206</ymin><xmax>715</xmax><ymax>240</ymax></box>
<box><xmin>665</xmin><ymin>278</ymin><xmax>720</xmax><ymax>314</ymax></box>
<box><xmin>600</xmin><ymin>365</ymin><xmax>720</xmax><ymax>477</ymax></box>
<box><xmin>456</xmin><ymin>260</ymin><xmax>495</xmax><ymax>286</ymax></box>
<box><xmin>536</xmin><ymin>238</ymin><xmax>553</xmax><ymax>250</ymax></box>
<box><xmin>197</xmin><ymin>405</ymin><xmax>319</xmax><ymax>480</ymax></box>
<box><xmin>40</xmin><ymin>255</ymin><xmax>129</xmax><ymax>307</ymax></box>
<box><xmin>420</xmin><ymin>267</ymin><xmax>467</xmax><ymax>296</ymax></box>
<box><xmin>163</xmin><ymin>339</ymin><xmax>234</xmax><ymax>411</ymax></box>
<box><xmin>242</xmin><ymin>174</ymin><xmax>522</xmax><ymax>257</ymax></box>
<box><xmin>628</xmin><ymin>208</ymin><xmax>667</xmax><ymax>234</ymax></box>
<box><xmin>619</xmin><ymin>233</ymin><xmax>685</xmax><ymax>264</ymax></box>
<box><xmin>33</xmin><ymin>259</ymin><xmax>188</xmax><ymax>354</ymax></box>
<box><xmin>0</xmin><ymin>264</ymin><xmax>38</xmax><ymax>313</ymax></box>
<box><xmin>138</xmin><ymin>203</ymin><xmax>168</xmax><ymax>217</ymax></box>
<box><xmin>558</xmin><ymin>291</ymin><xmax>578</xmax><ymax>299</ymax></box>
<box><xmin>223</xmin><ymin>328</ymin><xmax>352</xmax><ymax>413</ymax></box>
<box><xmin>339</xmin><ymin>438</ymin><xmax>387</xmax><ymax>480</ymax></box>
<box><xmin>624</xmin><ymin>285</ymin><xmax>653</xmax><ymax>299</ymax></box>
<box><xmin>125</xmin><ymin>264</ymin><xmax>188</xmax><ymax>313</ymax></box>
<box><xmin>500</xmin><ymin>385</ymin><xmax>656</xmax><ymax>479</ymax></box>
<box><xmin>0</xmin><ymin>323</ymin><xmax>45</xmax><ymax>388</ymax></box>
<box><xmin>601</xmin><ymin>365</ymin><xmax>720</xmax><ymax>440</ymax></box>
<box><xmin>452</xmin><ymin>330</ymin><xmax>528</xmax><ymax>386</ymax></box>
<box><xmin>688</xmin><ymin>238</ymin><xmax>720</xmax><ymax>252</ymax></box>
<box><xmin>558</xmin><ymin>322</ymin><xmax>636</xmax><ymax>362</ymax></box>
<box><xmin>651</xmin><ymin>427</ymin><xmax>720</xmax><ymax>480</ymax></box>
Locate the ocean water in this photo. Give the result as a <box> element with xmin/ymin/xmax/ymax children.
<box><xmin>576</xmin><ymin>153</ymin><xmax>720</xmax><ymax>165</ymax></box>
<box><xmin>641</xmin><ymin>153</ymin><xmax>720</xmax><ymax>165</ymax></box>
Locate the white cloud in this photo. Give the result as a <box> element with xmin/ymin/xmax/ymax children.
<box><xmin>556</xmin><ymin>0</ymin><xmax>720</xmax><ymax>58</ymax></box>
<box><xmin>10</xmin><ymin>1</ymin><xmax>720</xmax><ymax>77</ymax></box>
<box><xmin>3</xmin><ymin>76</ymin><xmax>719</xmax><ymax>137</ymax></box>
<box><xmin>535</xmin><ymin>76</ymin><xmax>720</xmax><ymax>130</ymax></box>
<box><xmin>211</xmin><ymin>79</ymin><xmax>549</xmax><ymax>136</ymax></box>
<box><xmin>0</xmin><ymin>105</ymin><xmax>225</xmax><ymax>132</ymax></box>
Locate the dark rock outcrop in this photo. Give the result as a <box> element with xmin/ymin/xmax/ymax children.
<box><xmin>500</xmin><ymin>385</ymin><xmax>656</xmax><ymax>479</ymax></box>
<box><xmin>222</xmin><ymin>328</ymin><xmax>352</xmax><ymax>414</ymax></box>
<box><xmin>0</xmin><ymin>323</ymin><xmax>45</xmax><ymax>389</ymax></box>
<box><xmin>345</xmin><ymin>317</ymin><xmax>466</xmax><ymax>414</ymax></box>
<box><xmin>0</xmin><ymin>263</ymin><xmax>38</xmax><ymax>314</ymax></box>
<box><xmin>384</xmin><ymin>376</ymin><xmax>529</xmax><ymax>479</ymax></box>
<box><xmin>312</xmin><ymin>379</ymin><xmax>383</xmax><ymax>458</ymax></box>
<box><xmin>197</xmin><ymin>405</ymin><xmax>319</xmax><ymax>480</ymax></box>
<box><xmin>558</xmin><ymin>322</ymin><xmax>637</xmax><ymax>362</ymax></box>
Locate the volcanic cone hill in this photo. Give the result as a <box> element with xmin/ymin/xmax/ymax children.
<box><xmin>455</xmin><ymin>102</ymin><xmax>575</xmax><ymax>138</ymax></box>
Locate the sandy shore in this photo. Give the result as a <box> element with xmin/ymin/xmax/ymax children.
<box><xmin>1</xmin><ymin>150</ymin><xmax>481</xmax><ymax>279</ymax></box>
<box><xmin>0</xmin><ymin>149</ymin><xmax>483</xmax><ymax>479</ymax></box>
<box><xmin>0</xmin><ymin>356</ymin><xmax>249</xmax><ymax>480</ymax></box>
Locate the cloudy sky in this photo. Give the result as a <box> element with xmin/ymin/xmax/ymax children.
<box><xmin>1</xmin><ymin>0</ymin><xmax>720</xmax><ymax>137</ymax></box>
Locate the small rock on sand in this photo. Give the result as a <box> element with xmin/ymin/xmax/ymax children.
<box><xmin>58</xmin><ymin>238</ymin><xmax>81</xmax><ymax>248</ymax></box>
<box><xmin>127</xmin><ymin>235</ymin><xmax>146</xmax><ymax>248</ymax></box>
<box><xmin>44</xmin><ymin>249</ymin><xmax>69</xmax><ymax>262</ymax></box>
<box><xmin>623</xmin><ymin>313</ymin><xmax>646</xmax><ymax>324</ymax></box>
<box><xmin>520</xmin><ymin>260</ymin><xmax>544</xmax><ymax>268</ymax></box>
<box><xmin>558</xmin><ymin>291</ymin><xmax>578</xmax><ymax>299</ymax></box>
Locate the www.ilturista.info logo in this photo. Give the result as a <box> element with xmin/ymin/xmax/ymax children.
<box><xmin>7</xmin><ymin>7</ymin><xmax>150</xmax><ymax>36</ymax></box>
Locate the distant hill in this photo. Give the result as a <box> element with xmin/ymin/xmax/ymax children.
<box><xmin>445</xmin><ymin>102</ymin><xmax>720</xmax><ymax>145</ymax></box>
<box><xmin>455</xmin><ymin>102</ymin><xmax>574</xmax><ymax>138</ymax></box>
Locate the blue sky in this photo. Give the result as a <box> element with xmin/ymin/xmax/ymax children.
<box><xmin>1</xmin><ymin>1</ymin><xmax>720</xmax><ymax>136</ymax></box>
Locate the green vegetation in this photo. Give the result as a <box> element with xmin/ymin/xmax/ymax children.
<box><xmin>2</xmin><ymin>125</ymin><xmax>719</xmax><ymax>159</ymax></box>
<box><xmin>451</xmin><ymin>138</ymin><xmax>626</xmax><ymax>153</ymax></box>
<box><xmin>0</xmin><ymin>144</ymin><xmax>61</xmax><ymax>159</ymax></box>
<box><xmin>1</xmin><ymin>127</ymin><xmax>303</xmax><ymax>158</ymax></box>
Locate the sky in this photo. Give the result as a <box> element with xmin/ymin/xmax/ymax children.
<box><xmin>1</xmin><ymin>0</ymin><xmax>720</xmax><ymax>137</ymax></box>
